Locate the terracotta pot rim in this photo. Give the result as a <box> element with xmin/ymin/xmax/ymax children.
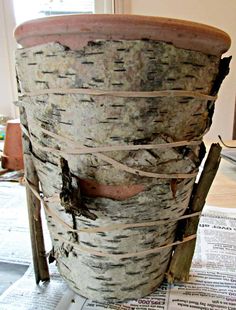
<box><xmin>14</xmin><ymin>14</ymin><xmax>231</xmax><ymax>55</ymax></box>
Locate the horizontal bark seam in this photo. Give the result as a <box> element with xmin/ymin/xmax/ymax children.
<box><xmin>19</xmin><ymin>88</ymin><xmax>217</xmax><ymax>100</ymax></box>
<box><xmin>51</xmin><ymin>228</ymin><xmax>197</xmax><ymax>259</ymax></box>
<box><xmin>21</xmin><ymin>124</ymin><xmax>199</xmax><ymax>179</ymax></box>
<box><xmin>25</xmin><ymin>177</ymin><xmax>201</xmax><ymax>233</ymax></box>
<box><xmin>44</xmin><ymin>127</ymin><xmax>202</xmax><ymax>153</ymax></box>
<box><xmin>24</xmin><ymin>175</ymin><xmax>197</xmax><ymax>259</ymax></box>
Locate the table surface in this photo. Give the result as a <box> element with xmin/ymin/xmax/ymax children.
<box><xmin>206</xmin><ymin>141</ymin><xmax>236</xmax><ymax>208</ymax></box>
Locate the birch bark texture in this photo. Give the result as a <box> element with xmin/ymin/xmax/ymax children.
<box><xmin>16</xmin><ymin>37</ymin><xmax>228</xmax><ymax>302</ymax></box>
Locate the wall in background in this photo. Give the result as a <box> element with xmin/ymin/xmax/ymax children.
<box><xmin>0</xmin><ymin>0</ymin><xmax>17</xmax><ymax>118</ymax></box>
<box><xmin>0</xmin><ymin>0</ymin><xmax>114</xmax><ymax>119</ymax></box>
<box><xmin>128</xmin><ymin>0</ymin><xmax>236</xmax><ymax>140</ymax></box>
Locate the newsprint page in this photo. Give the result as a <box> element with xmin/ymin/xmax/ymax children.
<box><xmin>0</xmin><ymin>206</ymin><xmax>235</xmax><ymax>310</ymax></box>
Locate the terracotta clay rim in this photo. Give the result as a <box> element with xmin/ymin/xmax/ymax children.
<box><xmin>14</xmin><ymin>14</ymin><xmax>231</xmax><ymax>55</ymax></box>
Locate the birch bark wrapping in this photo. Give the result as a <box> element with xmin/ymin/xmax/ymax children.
<box><xmin>16</xmin><ymin>37</ymin><xmax>226</xmax><ymax>302</ymax></box>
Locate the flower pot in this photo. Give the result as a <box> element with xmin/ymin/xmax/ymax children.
<box><xmin>2</xmin><ymin>119</ymin><xmax>24</xmax><ymax>171</ymax></box>
<box><xmin>14</xmin><ymin>14</ymin><xmax>230</xmax><ymax>302</ymax></box>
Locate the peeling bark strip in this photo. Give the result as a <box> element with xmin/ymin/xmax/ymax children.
<box><xmin>16</xmin><ymin>39</ymin><xmax>230</xmax><ymax>302</ymax></box>
<box><xmin>60</xmin><ymin>157</ymin><xmax>97</xmax><ymax>220</ymax></box>
<box><xmin>60</xmin><ymin>157</ymin><xmax>75</xmax><ymax>213</ymax></box>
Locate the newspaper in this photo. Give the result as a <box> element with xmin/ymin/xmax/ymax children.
<box><xmin>0</xmin><ymin>265</ymin><xmax>68</xmax><ymax>310</ymax></box>
<box><xmin>0</xmin><ymin>182</ymin><xmax>31</xmax><ymax>264</ymax></box>
<box><xmin>193</xmin><ymin>206</ymin><xmax>236</xmax><ymax>273</ymax></box>
<box><xmin>0</xmin><ymin>182</ymin><xmax>51</xmax><ymax>265</ymax></box>
<box><xmin>0</xmin><ymin>206</ymin><xmax>235</xmax><ymax>310</ymax></box>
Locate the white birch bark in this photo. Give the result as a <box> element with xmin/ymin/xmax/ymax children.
<box><xmin>16</xmin><ymin>39</ymin><xmax>222</xmax><ymax>302</ymax></box>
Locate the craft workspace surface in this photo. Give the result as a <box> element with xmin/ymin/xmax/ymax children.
<box><xmin>206</xmin><ymin>140</ymin><xmax>236</xmax><ymax>208</ymax></box>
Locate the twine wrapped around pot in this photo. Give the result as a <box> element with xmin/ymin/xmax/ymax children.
<box><xmin>14</xmin><ymin>15</ymin><xmax>231</xmax><ymax>302</ymax></box>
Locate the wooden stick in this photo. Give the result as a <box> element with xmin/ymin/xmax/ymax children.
<box><xmin>166</xmin><ymin>143</ymin><xmax>222</xmax><ymax>283</ymax></box>
<box><xmin>20</xmin><ymin>108</ymin><xmax>49</xmax><ymax>284</ymax></box>
<box><xmin>24</xmin><ymin>156</ymin><xmax>50</xmax><ymax>283</ymax></box>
